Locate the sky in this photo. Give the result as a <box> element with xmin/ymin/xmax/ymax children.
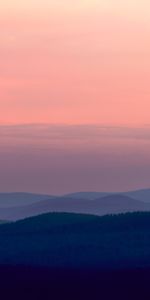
<box><xmin>0</xmin><ymin>1</ymin><xmax>150</xmax><ymax>193</ymax></box>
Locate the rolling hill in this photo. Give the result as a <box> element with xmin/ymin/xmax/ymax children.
<box><xmin>63</xmin><ymin>191</ymin><xmax>110</xmax><ymax>200</ymax></box>
<box><xmin>63</xmin><ymin>188</ymin><xmax>150</xmax><ymax>202</ymax></box>
<box><xmin>0</xmin><ymin>212</ymin><xmax>150</xmax><ymax>269</ymax></box>
<box><xmin>0</xmin><ymin>188</ymin><xmax>150</xmax><ymax>209</ymax></box>
<box><xmin>125</xmin><ymin>189</ymin><xmax>150</xmax><ymax>203</ymax></box>
<box><xmin>0</xmin><ymin>193</ymin><xmax>55</xmax><ymax>208</ymax></box>
<box><xmin>0</xmin><ymin>194</ymin><xmax>150</xmax><ymax>221</ymax></box>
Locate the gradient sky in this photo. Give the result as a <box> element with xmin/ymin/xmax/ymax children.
<box><xmin>1</xmin><ymin>1</ymin><xmax>150</xmax><ymax>193</ymax></box>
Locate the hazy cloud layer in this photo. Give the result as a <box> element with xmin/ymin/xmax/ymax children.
<box><xmin>0</xmin><ymin>124</ymin><xmax>150</xmax><ymax>194</ymax></box>
<box><xmin>1</xmin><ymin>123</ymin><xmax>150</xmax><ymax>141</ymax></box>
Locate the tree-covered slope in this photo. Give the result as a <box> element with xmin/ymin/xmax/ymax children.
<box><xmin>0</xmin><ymin>220</ymin><xmax>8</xmax><ymax>224</ymax></box>
<box><xmin>0</xmin><ymin>212</ymin><xmax>150</xmax><ymax>269</ymax></box>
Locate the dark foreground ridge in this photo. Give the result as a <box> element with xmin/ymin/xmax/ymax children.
<box><xmin>1</xmin><ymin>212</ymin><xmax>150</xmax><ymax>299</ymax></box>
<box><xmin>1</xmin><ymin>212</ymin><xmax>150</xmax><ymax>268</ymax></box>
<box><xmin>0</xmin><ymin>265</ymin><xmax>150</xmax><ymax>300</ymax></box>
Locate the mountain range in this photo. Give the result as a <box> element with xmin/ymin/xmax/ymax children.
<box><xmin>0</xmin><ymin>190</ymin><xmax>150</xmax><ymax>221</ymax></box>
<box><xmin>0</xmin><ymin>193</ymin><xmax>54</xmax><ymax>208</ymax></box>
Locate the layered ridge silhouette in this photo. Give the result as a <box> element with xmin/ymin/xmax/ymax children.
<box><xmin>0</xmin><ymin>193</ymin><xmax>150</xmax><ymax>221</ymax></box>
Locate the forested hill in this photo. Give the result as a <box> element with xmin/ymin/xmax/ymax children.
<box><xmin>0</xmin><ymin>212</ymin><xmax>150</xmax><ymax>269</ymax></box>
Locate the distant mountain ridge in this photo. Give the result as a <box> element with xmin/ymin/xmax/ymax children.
<box><xmin>63</xmin><ymin>192</ymin><xmax>110</xmax><ymax>200</ymax></box>
<box><xmin>125</xmin><ymin>189</ymin><xmax>150</xmax><ymax>203</ymax></box>
<box><xmin>0</xmin><ymin>193</ymin><xmax>55</xmax><ymax>208</ymax></box>
<box><xmin>0</xmin><ymin>189</ymin><xmax>150</xmax><ymax>221</ymax></box>
<box><xmin>64</xmin><ymin>189</ymin><xmax>150</xmax><ymax>202</ymax></box>
<box><xmin>1</xmin><ymin>194</ymin><xmax>150</xmax><ymax>221</ymax></box>
<box><xmin>0</xmin><ymin>188</ymin><xmax>150</xmax><ymax>208</ymax></box>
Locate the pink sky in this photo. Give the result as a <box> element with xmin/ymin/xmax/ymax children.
<box><xmin>1</xmin><ymin>0</ymin><xmax>150</xmax><ymax>125</ymax></box>
<box><xmin>1</xmin><ymin>1</ymin><xmax>150</xmax><ymax>193</ymax></box>
<box><xmin>1</xmin><ymin>124</ymin><xmax>150</xmax><ymax>194</ymax></box>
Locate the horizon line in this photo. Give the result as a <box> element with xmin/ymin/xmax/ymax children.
<box><xmin>0</xmin><ymin>187</ymin><xmax>150</xmax><ymax>196</ymax></box>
